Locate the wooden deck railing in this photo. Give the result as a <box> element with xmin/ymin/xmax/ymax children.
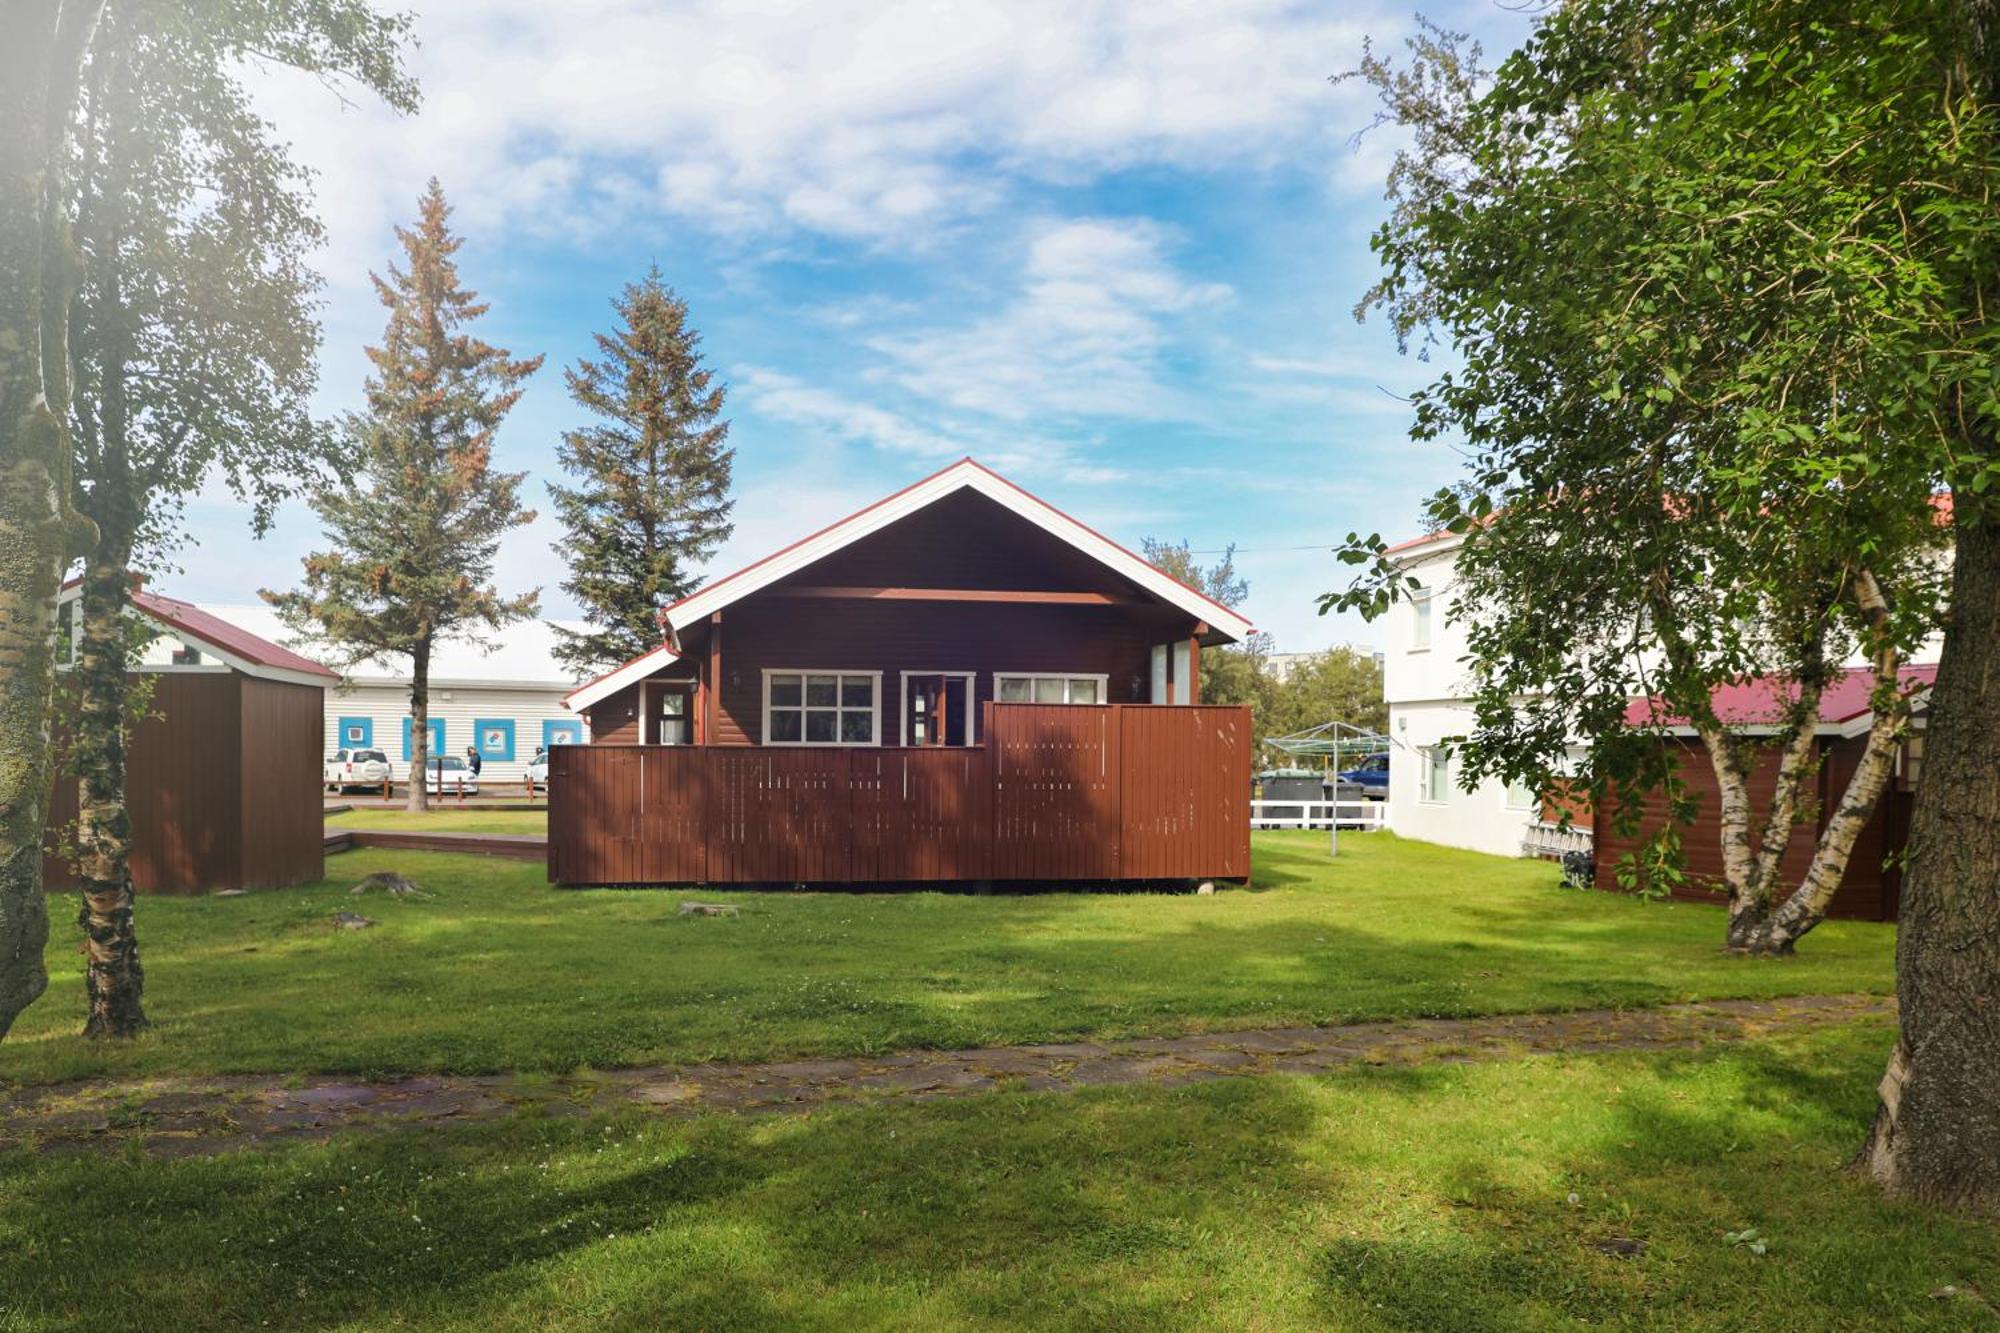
<box><xmin>547</xmin><ymin>703</ymin><xmax>1250</xmax><ymax>885</ymax></box>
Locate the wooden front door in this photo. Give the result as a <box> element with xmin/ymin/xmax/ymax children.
<box><xmin>905</xmin><ymin>673</ymin><xmax>972</xmax><ymax>747</ymax></box>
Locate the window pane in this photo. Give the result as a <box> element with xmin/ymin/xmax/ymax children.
<box><xmin>769</xmin><ymin>709</ymin><xmax>803</xmax><ymax>743</ymax></box>
<box><xmin>806</xmin><ymin>675</ymin><xmax>838</xmax><ymax>707</ymax></box>
<box><xmin>1034</xmin><ymin>677</ymin><xmax>1064</xmax><ymax>703</ymax></box>
<box><xmin>998</xmin><ymin>678</ymin><xmax>1030</xmax><ymax>702</ymax></box>
<box><xmin>840</xmin><ymin>710</ymin><xmax>873</xmax><ymax>743</ymax></box>
<box><xmin>841</xmin><ymin>676</ymin><xmax>872</xmax><ymax>708</ymax></box>
<box><xmin>1068</xmin><ymin>678</ymin><xmax>1099</xmax><ymax>704</ymax></box>
<box><xmin>662</xmin><ymin>692</ymin><xmax>686</xmax><ymax>716</ymax></box>
<box><xmin>806</xmin><ymin>710</ymin><xmax>837</xmax><ymax>742</ymax></box>
<box><xmin>770</xmin><ymin>675</ymin><xmax>802</xmax><ymax>707</ymax></box>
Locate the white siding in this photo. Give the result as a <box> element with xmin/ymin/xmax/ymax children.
<box><xmin>323</xmin><ymin>682</ymin><xmax>583</xmax><ymax>784</ymax></box>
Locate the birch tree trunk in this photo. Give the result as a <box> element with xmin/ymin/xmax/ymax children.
<box><xmin>0</xmin><ymin>0</ymin><xmax>105</xmax><ymax>1041</ymax></box>
<box><xmin>1860</xmin><ymin>507</ymin><xmax>2000</xmax><ymax>1207</ymax></box>
<box><xmin>72</xmin><ymin>537</ymin><xmax>144</xmax><ymax>1036</ymax></box>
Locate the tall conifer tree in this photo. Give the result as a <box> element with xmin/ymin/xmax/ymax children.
<box><xmin>265</xmin><ymin>180</ymin><xmax>540</xmax><ymax>811</ymax></box>
<box><xmin>549</xmin><ymin>268</ymin><xmax>733</xmax><ymax>672</ymax></box>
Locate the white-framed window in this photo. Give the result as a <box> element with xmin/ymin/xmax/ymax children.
<box><xmin>995</xmin><ymin>673</ymin><xmax>1108</xmax><ymax>705</ymax></box>
<box><xmin>1409</xmin><ymin>582</ymin><xmax>1433</xmax><ymax>652</ymax></box>
<box><xmin>1504</xmin><ymin>776</ymin><xmax>1538</xmax><ymax>811</ymax></box>
<box><xmin>1421</xmin><ymin>747</ymin><xmax>1450</xmax><ymax>803</ymax></box>
<box><xmin>762</xmin><ymin>670</ymin><xmax>881</xmax><ymax>746</ymax></box>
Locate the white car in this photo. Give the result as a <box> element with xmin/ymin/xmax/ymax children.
<box><xmin>417</xmin><ymin>754</ymin><xmax>480</xmax><ymax>796</ymax></box>
<box><xmin>325</xmin><ymin>748</ymin><xmax>392</xmax><ymax>793</ymax></box>
<box><xmin>525</xmin><ymin>750</ymin><xmax>550</xmax><ymax>789</ymax></box>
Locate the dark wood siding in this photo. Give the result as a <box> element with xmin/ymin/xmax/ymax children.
<box><xmin>549</xmin><ymin>703</ymin><xmax>1250</xmax><ymax>885</ymax></box>
<box><xmin>1593</xmin><ymin>735</ymin><xmax>1906</xmax><ymax>921</ymax></box>
<box><xmin>238</xmin><ymin>677</ymin><xmax>325</xmax><ymax>889</ymax></box>
<box><xmin>45</xmin><ymin>670</ymin><xmax>327</xmax><ymax>895</ymax></box>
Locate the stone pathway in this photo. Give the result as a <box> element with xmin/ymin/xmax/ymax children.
<box><xmin>0</xmin><ymin>994</ymin><xmax>1892</xmax><ymax>1158</ymax></box>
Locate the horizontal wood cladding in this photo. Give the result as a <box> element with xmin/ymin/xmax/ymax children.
<box><xmin>1592</xmin><ymin>736</ymin><xmax>1905</xmax><ymax>922</ymax></box>
<box><xmin>548</xmin><ymin>703</ymin><xmax>1250</xmax><ymax>886</ymax></box>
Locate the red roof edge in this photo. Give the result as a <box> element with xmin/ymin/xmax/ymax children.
<box><xmin>129</xmin><ymin>589</ymin><xmax>338</xmax><ymax>680</ymax></box>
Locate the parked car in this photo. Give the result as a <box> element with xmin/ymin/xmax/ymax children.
<box><xmin>1337</xmin><ymin>752</ymin><xmax>1390</xmax><ymax>800</ymax></box>
<box><xmin>324</xmin><ymin>748</ymin><xmax>392</xmax><ymax>793</ymax></box>
<box><xmin>525</xmin><ymin>749</ymin><xmax>550</xmax><ymax>790</ymax></box>
<box><xmin>418</xmin><ymin>755</ymin><xmax>479</xmax><ymax>796</ymax></box>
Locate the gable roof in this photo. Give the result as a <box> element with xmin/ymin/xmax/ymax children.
<box><xmin>59</xmin><ymin>581</ymin><xmax>337</xmax><ymax>687</ymax></box>
<box><xmin>1622</xmin><ymin>664</ymin><xmax>1938</xmax><ymax>736</ymax></box>
<box><xmin>564</xmin><ymin>458</ymin><xmax>1253</xmax><ymax>713</ymax></box>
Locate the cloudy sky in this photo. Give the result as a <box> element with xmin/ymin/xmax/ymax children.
<box><xmin>174</xmin><ymin>0</ymin><xmax>1534</xmax><ymax>652</ymax></box>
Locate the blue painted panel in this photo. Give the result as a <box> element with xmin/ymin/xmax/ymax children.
<box><xmin>337</xmin><ymin>716</ymin><xmax>373</xmax><ymax>749</ymax></box>
<box><xmin>474</xmin><ymin>718</ymin><xmax>516</xmax><ymax>762</ymax></box>
<box><xmin>542</xmin><ymin>719</ymin><xmax>584</xmax><ymax>749</ymax></box>
<box><xmin>401</xmin><ymin>716</ymin><xmax>446</xmax><ymax>761</ymax></box>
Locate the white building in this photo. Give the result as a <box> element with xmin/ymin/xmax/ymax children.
<box><xmin>216</xmin><ymin>605</ymin><xmax>592</xmax><ymax>785</ymax></box>
<box><xmin>1379</xmin><ymin>529</ymin><xmax>1557</xmax><ymax>858</ymax></box>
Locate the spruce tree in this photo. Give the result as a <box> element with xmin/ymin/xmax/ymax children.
<box><xmin>265</xmin><ymin>180</ymin><xmax>540</xmax><ymax>811</ymax></box>
<box><xmin>549</xmin><ymin>267</ymin><xmax>733</xmax><ymax>673</ymax></box>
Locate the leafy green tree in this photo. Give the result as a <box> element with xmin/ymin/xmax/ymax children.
<box><xmin>266</xmin><ymin>181</ymin><xmax>540</xmax><ymax>812</ymax></box>
<box><xmin>59</xmin><ymin>0</ymin><xmax>411</xmax><ymax>1038</ymax></box>
<box><xmin>1333</xmin><ymin>0</ymin><xmax>2000</xmax><ymax>1203</ymax></box>
<box><xmin>1260</xmin><ymin>649</ymin><xmax>1386</xmax><ymax>742</ymax></box>
<box><xmin>549</xmin><ymin>268</ymin><xmax>733</xmax><ymax>673</ymax></box>
<box><xmin>0</xmin><ymin>0</ymin><xmax>105</xmax><ymax>1042</ymax></box>
<box><xmin>1141</xmin><ymin>538</ymin><xmax>1248</xmax><ymax>611</ymax></box>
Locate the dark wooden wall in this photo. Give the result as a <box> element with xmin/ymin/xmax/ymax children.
<box><xmin>550</xmin><ymin>703</ymin><xmax>1251</xmax><ymax>886</ymax></box>
<box><xmin>585</xmin><ymin>487</ymin><xmax>1206</xmax><ymax>747</ymax></box>
<box><xmin>45</xmin><ymin>671</ymin><xmax>324</xmax><ymax>894</ymax></box>
<box><xmin>238</xmin><ymin>677</ymin><xmax>325</xmax><ymax>890</ymax></box>
<box><xmin>1593</xmin><ymin>735</ymin><xmax>1907</xmax><ymax>921</ymax></box>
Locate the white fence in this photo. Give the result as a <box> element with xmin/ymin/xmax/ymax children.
<box><xmin>1249</xmin><ymin>799</ymin><xmax>1387</xmax><ymax>831</ymax></box>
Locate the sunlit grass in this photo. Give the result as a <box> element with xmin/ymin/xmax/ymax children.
<box><xmin>324</xmin><ymin>808</ymin><xmax>548</xmax><ymax>834</ymax></box>
<box><xmin>1</xmin><ymin>832</ymin><xmax>1895</xmax><ymax>1086</ymax></box>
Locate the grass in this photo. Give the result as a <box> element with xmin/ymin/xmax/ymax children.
<box><xmin>0</xmin><ymin>832</ymin><xmax>1895</xmax><ymax>1087</ymax></box>
<box><xmin>4</xmin><ymin>1021</ymin><xmax>1995</xmax><ymax>1330</ymax></box>
<box><xmin>323</xmin><ymin>808</ymin><xmax>548</xmax><ymax>834</ymax></box>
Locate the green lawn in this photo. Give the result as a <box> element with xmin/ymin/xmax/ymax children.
<box><xmin>324</xmin><ymin>807</ymin><xmax>548</xmax><ymax>834</ymax></box>
<box><xmin>0</xmin><ymin>833</ymin><xmax>1895</xmax><ymax>1086</ymax></box>
<box><xmin>5</xmin><ymin>1021</ymin><xmax>1994</xmax><ymax>1330</ymax></box>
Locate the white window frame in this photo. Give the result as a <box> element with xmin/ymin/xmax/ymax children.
<box><xmin>898</xmin><ymin>670</ymin><xmax>978</xmax><ymax>747</ymax></box>
<box><xmin>1504</xmin><ymin>776</ymin><xmax>1538</xmax><ymax>811</ymax></box>
<box><xmin>993</xmin><ymin>672</ymin><xmax>1111</xmax><ymax>706</ymax></box>
<box><xmin>1409</xmin><ymin>583</ymin><xmax>1433</xmax><ymax>652</ymax></box>
<box><xmin>1421</xmin><ymin>746</ymin><xmax>1450</xmax><ymax>804</ymax></box>
<box><xmin>760</xmin><ymin>669</ymin><xmax>883</xmax><ymax>747</ymax></box>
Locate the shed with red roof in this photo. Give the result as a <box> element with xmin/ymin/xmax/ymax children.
<box><xmin>44</xmin><ymin>584</ymin><xmax>335</xmax><ymax>894</ymax></box>
<box><xmin>1595</xmin><ymin>666</ymin><xmax>1934</xmax><ymax>922</ymax></box>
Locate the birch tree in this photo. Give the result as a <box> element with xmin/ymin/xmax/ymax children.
<box><xmin>1333</xmin><ymin>0</ymin><xmax>2000</xmax><ymax>1203</ymax></box>
<box><xmin>59</xmin><ymin>0</ymin><xmax>412</xmax><ymax>1036</ymax></box>
<box><xmin>0</xmin><ymin>0</ymin><xmax>105</xmax><ymax>1040</ymax></box>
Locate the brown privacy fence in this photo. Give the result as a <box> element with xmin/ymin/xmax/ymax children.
<box><xmin>547</xmin><ymin>703</ymin><xmax>1251</xmax><ymax>885</ymax></box>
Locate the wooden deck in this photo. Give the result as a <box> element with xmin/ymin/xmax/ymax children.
<box><xmin>548</xmin><ymin>703</ymin><xmax>1250</xmax><ymax>886</ymax></box>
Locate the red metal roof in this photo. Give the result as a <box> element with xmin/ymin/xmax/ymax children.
<box><xmin>130</xmin><ymin>588</ymin><xmax>338</xmax><ymax>680</ymax></box>
<box><xmin>1623</xmin><ymin>664</ymin><xmax>1937</xmax><ymax>730</ymax></box>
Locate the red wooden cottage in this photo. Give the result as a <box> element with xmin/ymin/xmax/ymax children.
<box><xmin>550</xmin><ymin>458</ymin><xmax>1256</xmax><ymax>886</ymax></box>
<box><xmin>1593</xmin><ymin>665</ymin><xmax>1935</xmax><ymax>922</ymax></box>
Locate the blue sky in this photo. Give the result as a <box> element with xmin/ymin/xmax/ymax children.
<box><xmin>174</xmin><ymin>0</ymin><xmax>1535</xmax><ymax>652</ymax></box>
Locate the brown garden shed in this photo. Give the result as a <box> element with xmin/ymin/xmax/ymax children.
<box><xmin>43</xmin><ymin>586</ymin><xmax>337</xmax><ymax>895</ymax></box>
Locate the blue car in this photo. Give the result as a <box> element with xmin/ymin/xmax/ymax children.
<box><xmin>1338</xmin><ymin>752</ymin><xmax>1390</xmax><ymax>800</ymax></box>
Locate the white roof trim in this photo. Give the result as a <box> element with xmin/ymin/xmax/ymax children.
<box><xmin>664</xmin><ymin>459</ymin><xmax>1255</xmax><ymax>643</ymax></box>
<box><xmin>562</xmin><ymin>643</ymin><xmax>681</xmax><ymax>714</ymax></box>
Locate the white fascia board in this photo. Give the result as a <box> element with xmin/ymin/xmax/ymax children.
<box><xmin>561</xmin><ymin>643</ymin><xmax>681</xmax><ymax>713</ymax></box>
<box><xmin>663</xmin><ymin>461</ymin><xmax>1254</xmax><ymax>643</ymax></box>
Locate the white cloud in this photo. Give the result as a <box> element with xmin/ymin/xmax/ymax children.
<box><xmin>870</xmin><ymin>217</ymin><xmax>1232</xmax><ymax>421</ymax></box>
<box><xmin>245</xmin><ymin>0</ymin><xmax>1392</xmax><ymax>284</ymax></box>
